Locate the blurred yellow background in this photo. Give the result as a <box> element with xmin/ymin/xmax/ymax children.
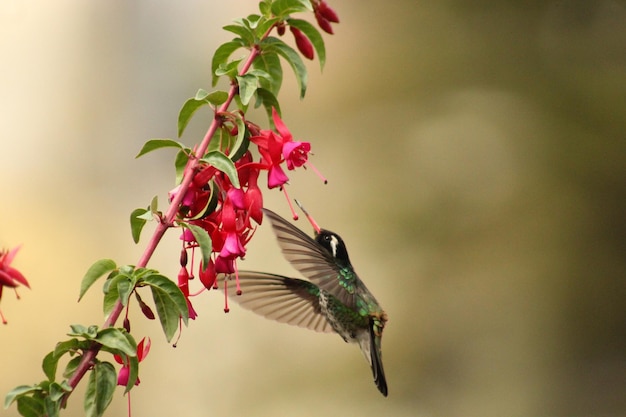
<box><xmin>1</xmin><ymin>1</ymin><xmax>625</xmax><ymax>416</ymax></box>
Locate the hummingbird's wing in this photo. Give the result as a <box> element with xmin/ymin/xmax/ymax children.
<box><xmin>224</xmin><ymin>272</ymin><xmax>334</xmax><ymax>333</ymax></box>
<box><xmin>263</xmin><ymin>209</ymin><xmax>357</xmax><ymax>308</ymax></box>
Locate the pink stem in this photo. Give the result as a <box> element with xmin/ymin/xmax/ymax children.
<box><xmin>63</xmin><ymin>42</ymin><xmax>265</xmax><ymax>404</ymax></box>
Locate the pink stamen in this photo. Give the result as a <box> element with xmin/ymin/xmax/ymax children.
<box><xmin>305</xmin><ymin>160</ymin><xmax>327</xmax><ymax>184</ymax></box>
<box><xmin>190</xmin><ymin>286</ymin><xmax>207</xmax><ymax>297</ymax></box>
<box><xmin>281</xmin><ymin>186</ymin><xmax>299</xmax><ymax>220</ymax></box>
<box><xmin>234</xmin><ymin>262</ymin><xmax>242</xmax><ymax>295</ymax></box>
<box><xmin>294</xmin><ymin>199</ymin><xmax>321</xmax><ymax>234</ymax></box>
<box><xmin>223</xmin><ymin>277</ymin><xmax>230</xmax><ymax>313</ymax></box>
<box><xmin>1</xmin><ymin>309</ymin><xmax>7</xmax><ymax>325</ymax></box>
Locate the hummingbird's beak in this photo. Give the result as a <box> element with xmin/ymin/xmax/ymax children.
<box><xmin>294</xmin><ymin>199</ymin><xmax>321</xmax><ymax>234</ymax></box>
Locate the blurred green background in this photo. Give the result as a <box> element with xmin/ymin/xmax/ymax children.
<box><xmin>1</xmin><ymin>1</ymin><xmax>625</xmax><ymax>416</ymax></box>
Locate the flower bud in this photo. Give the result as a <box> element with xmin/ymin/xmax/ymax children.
<box><xmin>290</xmin><ymin>26</ymin><xmax>314</xmax><ymax>60</ymax></box>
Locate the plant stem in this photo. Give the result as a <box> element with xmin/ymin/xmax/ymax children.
<box><xmin>62</xmin><ymin>42</ymin><xmax>263</xmax><ymax>406</ymax></box>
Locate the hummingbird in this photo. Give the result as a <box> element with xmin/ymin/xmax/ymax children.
<box><xmin>223</xmin><ymin>204</ymin><xmax>388</xmax><ymax>396</ymax></box>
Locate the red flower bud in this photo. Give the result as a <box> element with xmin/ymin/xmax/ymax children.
<box><xmin>277</xmin><ymin>22</ymin><xmax>286</xmax><ymax>36</ymax></box>
<box><xmin>318</xmin><ymin>1</ymin><xmax>340</xmax><ymax>23</ymax></box>
<box><xmin>290</xmin><ymin>26</ymin><xmax>314</xmax><ymax>60</ymax></box>
<box><xmin>315</xmin><ymin>13</ymin><xmax>334</xmax><ymax>34</ymax></box>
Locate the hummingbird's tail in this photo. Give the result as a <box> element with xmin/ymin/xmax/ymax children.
<box><xmin>368</xmin><ymin>317</ymin><xmax>388</xmax><ymax>396</ymax></box>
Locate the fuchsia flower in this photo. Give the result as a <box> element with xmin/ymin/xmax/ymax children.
<box><xmin>114</xmin><ymin>337</ymin><xmax>151</xmax><ymax>386</ymax></box>
<box><xmin>0</xmin><ymin>245</ymin><xmax>30</xmax><ymax>324</ymax></box>
<box><xmin>171</xmin><ymin>108</ymin><xmax>324</xmax><ymax>314</ymax></box>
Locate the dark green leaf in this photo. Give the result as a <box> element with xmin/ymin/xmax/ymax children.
<box><xmin>271</xmin><ymin>0</ymin><xmax>312</xmax><ymax>17</ymax></box>
<box><xmin>4</xmin><ymin>385</ymin><xmax>41</xmax><ymax>409</ymax></box>
<box><xmin>253</xmin><ymin>50</ymin><xmax>283</xmax><ymax>96</ymax></box>
<box><xmin>79</xmin><ymin>259</ymin><xmax>117</xmax><ymax>301</ymax></box>
<box><xmin>49</xmin><ymin>382</ymin><xmax>70</xmax><ymax>402</ymax></box>
<box><xmin>254</xmin><ymin>87</ymin><xmax>281</xmax><ymax>119</ymax></box>
<box><xmin>212</xmin><ymin>40</ymin><xmax>244</xmax><ymax>86</ymax></box>
<box><xmin>288</xmin><ymin>18</ymin><xmax>326</xmax><ymax>70</ymax></box>
<box><xmin>63</xmin><ymin>355</ymin><xmax>82</xmax><ymax>379</ymax></box>
<box><xmin>201</xmin><ymin>151</ymin><xmax>241</xmax><ymax>189</ymax></box>
<box><xmin>135</xmin><ymin>138</ymin><xmax>184</xmax><ymax>158</ymax></box>
<box><xmin>262</xmin><ymin>37</ymin><xmax>308</xmax><ymax>98</ymax></box>
<box><xmin>94</xmin><ymin>328</ymin><xmax>136</xmax><ymax>357</ymax></box>
<box><xmin>102</xmin><ymin>277</ymin><xmax>122</xmax><ymax>317</ymax></box>
<box><xmin>236</xmin><ymin>73</ymin><xmax>259</xmax><ymax>106</ymax></box>
<box><xmin>124</xmin><ymin>355</ymin><xmax>139</xmax><ymax>394</ymax></box>
<box><xmin>174</xmin><ymin>149</ymin><xmax>190</xmax><ymax>185</ymax></box>
<box><xmin>143</xmin><ymin>274</ymin><xmax>189</xmax><ymax>342</ymax></box>
<box><xmin>229</xmin><ymin>115</ymin><xmax>250</xmax><ymax>161</ymax></box>
<box><xmin>16</xmin><ymin>396</ymin><xmax>44</xmax><ymax>417</ymax></box>
<box><xmin>185</xmin><ymin>223</ymin><xmax>213</xmax><ymax>271</ymax></box>
<box><xmin>42</xmin><ymin>351</ymin><xmax>58</xmax><ymax>382</ymax></box>
<box><xmin>178</xmin><ymin>97</ymin><xmax>210</xmax><ymax>138</ymax></box>
<box><xmin>43</xmin><ymin>396</ymin><xmax>60</xmax><ymax>417</ymax></box>
<box><xmin>84</xmin><ymin>361</ymin><xmax>116</xmax><ymax>417</ymax></box>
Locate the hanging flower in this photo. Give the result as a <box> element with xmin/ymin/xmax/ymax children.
<box><xmin>0</xmin><ymin>245</ymin><xmax>30</xmax><ymax>324</ymax></box>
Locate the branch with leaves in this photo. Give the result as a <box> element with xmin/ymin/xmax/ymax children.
<box><xmin>4</xmin><ymin>1</ymin><xmax>339</xmax><ymax>416</ymax></box>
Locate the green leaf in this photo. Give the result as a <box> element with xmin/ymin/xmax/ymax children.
<box><xmin>212</xmin><ymin>40</ymin><xmax>244</xmax><ymax>86</ymax></box>
<box><xmin>262</xmin><ymin>37</ymin><xmax>308</xmax><ymax>98</ymax></box>
<box><xmin>84</xmin><ymin>361</ymin><xmax>116</xmax><ymax>417</ymax></box>
<box><xmin>94</xmin><ymin>328</ymin><xmax>136</xmax><ymax>357</ymax></box>
<box><xmin>254</xmin><ymin>87</ymin><xmax>281</xmax><ymax>119</ymax></box>
<box><xmin>259</xmin><ymin>0</ymin><xmax>272</xmax><ymax>16</ymax></box>
<box><xmin>130</xmin><ymin>208</ymin><xmax>148</xmax><ymax>244</ymax></box>
<box><xmin>63</xmin><ymin>355</ymin><xmax>82</xmax><ymax>379</ymax></box>
<box><xmin>43</xmin><ymin>396</ymin><xmax>60</xmax><ymax>417</ymax></box>
<box><xmin>123</xmin><ymin>355</ymin><xmax>139</xmax><ymax>394</ymax></box>
<box><xmin>223</xmin><ymin>24</ymin><xmax>255</xmax><ymax>46</ymax></box>
<box><xmin>49</xmin><ymin>382</ymin><xmax>71</xmax><ymax>402</ymax></box>
<box><xmin>229</xmin><ymin>115</ymin><xmax>250</xmax><ymax>161</ymax></box>
<box><xmin>215</xmin><ymin>58</ymin><xmax>243</xmax><ymax>78</ymax></box>
<box><xmin>206</xmin><ymin>90</ymin><xmax>229</xmax><ymax>106</ymax></box>
<box><xmin>185</xmin><ymin>223</ymin><xmax>213</xmax><ymax>271</ymax></box>
<box><xmin>271</xmin><ymin>0</ymin><xmax>312</xmax><ymax>17</ymax></box>
<box><xmin>143</xmin><ymin>274</ymin><xmax>189</xmax><ymax>342</ymax></box>
<box><xmin>236</xmin><ymin>73</ymin><xmax>259</xmax><ymax>106</ymax></box>
<box><xmin>53</xmin><ymin>338</ymin><xmax>82</xmax><ymax>359</ymax></box>
<box><xmin>102</xmin><ymin>274</ymin><xmax>133</xmax><ymax>317</ymax></box>
<box><xmin>68</xmin><ymin>324</ymin><xmax>99</xmax><ymax>339</ymax></box>
<box><xmin>254</xmin><ymin>16</ymin><xmax>281</xmax><ymax>39</ymax></box>
<box><xmin>178</xmin><ymin>97</ymin><xmax>210</xmax><ymax>138</ymax></box>
<box><xmin>174</xmin><ymin>149</ymin><xmax>190</xmax><ymax>185</ymax></box>
<box><xmin>288</xmin><ymin>18</ymin><xmax>326</xmax><ymax>70</ymax></box>
<box><xmin>79</xmin><ymin>259</ymin><xmax>117</xmax><ymax>301</ymax></box>
<box><xmin>16</xmin><ymin>396</ymin><xmax>44</xmax><ymax>417</ymax></box>
<box><xmin>253</xmin><ymin>50</ymin><xmax>283</xmax><ymax>96</ymax></box>
<box><xmin>42</xmin><ymin>351</ymin><xmax>58</xmax><ymax>382</ymax></box>
<box><xmin>135</xmin><ymin>138</ymin><xmax>184</xmax><ymax>158</ymax></box>
<box><xmin>4</xmin><ymin>385</ymin><xmax>41</xmax><ymax>409</ymax></box>
<box><xmin>201</xmin><ymin>151</ymin><xmax>241</xmax><ymax>189</ymax></box>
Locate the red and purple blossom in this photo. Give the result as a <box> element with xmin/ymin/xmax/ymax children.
<box><xmin>0</xmin><ymin>245</ymin><xmax>30</xmax><ymax>324</ymax></box>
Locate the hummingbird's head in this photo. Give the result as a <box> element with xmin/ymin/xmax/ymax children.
<box><xmin>315</xmin><ymin>230</ymin><xmax>351</xmax><ymax>265</ymax></box>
